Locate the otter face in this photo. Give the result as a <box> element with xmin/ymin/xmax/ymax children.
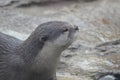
<box><xmin>51</xmin><ymin>25</ymin><xmax>78</xmax><ymax>48</ymax></box>
<box><xmin>32</xmin><ymin>21</ymin><xmax>79</xmax><ymax>74</ymax></box>
<box><xmin>38</xmin><ymin>21</ymin><xmax>79</xmax><ymax>50</ymax></box>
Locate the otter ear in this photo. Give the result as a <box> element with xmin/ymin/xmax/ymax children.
<box><xmin>39</xmin><ymin>35</ymin><xmax>48</xmax><ymax>42</ymax></box>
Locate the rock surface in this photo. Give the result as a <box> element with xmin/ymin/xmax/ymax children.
<box><xmin>0</xmin><ymin>0</ymin><xmax>120</xmax><ymax>80</ymax></box>
<box><xmin>0</xmin><ymin>0</ymin><xmax>97</xmax><ymax>7</ymax></box>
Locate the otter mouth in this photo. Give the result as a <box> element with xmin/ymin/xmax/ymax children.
<box><xmin>64</xmin><ymin>31</ymin><xmax>78</xmax><ymax>48</ymax></box>
<box><xmin>68</xmin><ymin>27</ymin><xmax>79</xmax><ymax>42</ymax></box>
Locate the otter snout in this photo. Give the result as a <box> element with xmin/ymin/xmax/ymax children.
<box><xmin>74</xmin><ymin>25</ymin><xmax>79</xmax><ymax>31</ymax></box>
<box><xmin>68</xmin><ymin>25</ymin><xmax>79</xmax><ymax>42</ymax></box>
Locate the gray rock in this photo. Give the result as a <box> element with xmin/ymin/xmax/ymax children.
<box><xmin>0</xmin><ymin>0</ymin><xmax>120</xmax><ymax>80</ymax></box>
<box><xmin>99</xmin><ymin>75</ymin><xmax>115</xmax><ymax>80</ymax></box>
<box><xmin>0</xmin><ymin>0</ymin><xmax>12</xmax><ymax>6</ymax></box>
<box><xmin>0</xmin><ymin>0</ymin><xmax>97</xmax><ymax>7</ymax></box>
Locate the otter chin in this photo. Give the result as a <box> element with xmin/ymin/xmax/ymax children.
<box><xmin>0</xmin><ymin>21</ymin><xmax>79</xmax><ymax>80</ymax></box>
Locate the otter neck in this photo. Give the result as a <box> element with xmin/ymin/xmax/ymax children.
<box><xmin>31</xmin><ymin>41</ymin><xmax>64</xmax><ymax>74</ymax></box>
<box><xmin>16</xmin><ymin>33</ymin><xmax>64</xmax><ymax>66</ymax></box>
<box><xmin>17</xmin><ymin>33</ymin><xmax>44</xmax><ymax>64</ymax></box>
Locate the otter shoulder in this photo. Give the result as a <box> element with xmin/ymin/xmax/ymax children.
<box><xmin>0</xmin><ymin>32</ymin><xmax>22</xmax><ymax>54</ymax></box>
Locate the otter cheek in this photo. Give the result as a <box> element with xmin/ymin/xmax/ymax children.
<box><xmin>54</xmin><ymin>32</ymin><xmax>69</xmax><ymax>46</ymax></box>
<box><xmin>73</xmin><ymin>31</ymin><xmax>79</xmax><ymax>41</ymax></box>
<box><xmin>70</xmin><ymin>30</ymin><xmax>79</xmax><ymax>41</ymax></box>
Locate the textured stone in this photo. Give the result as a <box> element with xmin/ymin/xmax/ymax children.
<box><xmin>0</xmin><ymin>0</ymin><xmax>97</xmax><ymax>7</ymax></box>
<box><xmin>0</xmin><ymin>0</ymin><xmax>120</xmax><ymax>80</ymax></box>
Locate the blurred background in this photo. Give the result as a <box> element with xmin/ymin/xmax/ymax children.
<box><xmin>0</xmin><ymin>0</ymin><xmax>120</xmax><ymax>80</ymax></box>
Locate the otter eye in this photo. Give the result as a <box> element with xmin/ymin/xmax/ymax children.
<box><xmin>40</xmin><ymin>35</ymin><xmax>48</xmax><ymax>41</ymax></box>
<box><xmin>42</xmin><ymin>36</ymin><xmax>48</xmax><ymax>41</ymax></box>
<box><xmin>74</xmin><ymin>25</ymin><xmax>79</xmax><ymax>31</ymax></box>
<box><xmin>63</xmin><ymin>28</ymin><xmax>68</xmax><ymax>32</ymax></box>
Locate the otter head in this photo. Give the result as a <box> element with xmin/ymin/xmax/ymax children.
<box><xmin>34</xmin><ymin>21</ymin><xmax>79</xmax><ymax>52</ymax></box>
<box><xmin>30</xmin><ymin>21</ymin><xmax>79</xmax><ymax>75</ymax></box>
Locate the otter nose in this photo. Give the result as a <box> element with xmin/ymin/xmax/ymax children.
<box><xmin>74</xmin><ymin>25</ymin><xmax>79</xmax><ymax>31</ymax></box>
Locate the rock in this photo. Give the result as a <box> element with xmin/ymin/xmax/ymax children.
<box><xmin>94</xmin><ymin>72</ymin><xmax>120</xmax><ymax>80</ymax></box>
<box><xmin>0</xmin><ymin>0</ymin><xmax>97</xmax><ymax>7</ymax></box>
<box><xmin>99</xmin><ymin>75</ymin><xmax>115</xmax><ymax>80</ymax></box>
<box><xmin>0</xmin><ymin>0</ymin><xmax>12</xmax><ymax>6</ymax></box>
<box><xmin>0</xmin><ymin>0</ymin><xmax>120</xmax><ymax>80</ymax></box>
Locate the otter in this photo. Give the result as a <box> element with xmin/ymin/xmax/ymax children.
<box><xmin>0</xmin><ymin>21</ymin><xmax>78</xmax><ymax>80</ymax></box>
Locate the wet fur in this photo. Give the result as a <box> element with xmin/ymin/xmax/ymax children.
<box><xmin>0</xmin><ymin>21</ymin><xmax>77</xmax><ymax>80</ymax></box>
<box><xmin>0</xmin><ymin>32</ymin><xmax>57</xmax><ymax>80</ymax></box>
